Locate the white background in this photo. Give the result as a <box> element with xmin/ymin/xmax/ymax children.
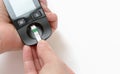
<box><xmin>0</xmin><ymin>0</ymin><xmax>120</xmax><ymax>74</ymax></box>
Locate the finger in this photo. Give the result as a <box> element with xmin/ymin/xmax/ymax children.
<box><xmin>23</xmin><ymin>45</ymin><xmax>37</xmax><ymax>74</ymax></box>
<box><xmin>40</xmin><ymin>0</ymin><xmax>47</xmax><ymax>6</ymax></box>
<box><xmin>0</xmin><ymin>0</ymin><xmax>10</xmax><ymax>22</ymax></box>
<box><xmin>45</xmin><ymin>12</ymin><xmax>58</xmax><ymax>32</ymax></box>
<box><xmin>31</xmin><ymin>47</ymin><xmax>42</xmax><ymax>72</ymax></box>
<box><xmin>40</xmin><ymin>1</ymin><xmax>58</xmax><ymax>32</ymax></box>
<box><xmin>41</xmin><ymin>2</ymin><xmax>51</xmax><ymax>12</ymax></box>
<box><xmin>37</xmin><ymin>40</ymin><xmax>57</xmax><ymax>64</ymax></box>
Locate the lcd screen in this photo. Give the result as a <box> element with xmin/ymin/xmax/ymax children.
<box><xmin>9</xmin><ymin>0</ymin><xmax>36</xmax><ymax>17</ymax></box>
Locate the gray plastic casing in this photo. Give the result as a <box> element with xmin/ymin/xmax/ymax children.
<box><xmin>3</xmin><ymin>0</ymin><xmax>52</xmax><ymax>45</ymax></box>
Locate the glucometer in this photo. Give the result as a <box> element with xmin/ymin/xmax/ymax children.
<box><xmin>3</xmin><ymin>0</ymin><xmax>52</xmax><ymax>45</ymax></box>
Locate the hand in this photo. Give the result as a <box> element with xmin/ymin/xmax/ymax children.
<box><xmin>0</xmin><ymin>0</ymin><xmax>57</xmax><ymax>53</ymax></box>
<box><xmin>23</xmin><ymin>40</ymin><xmax>74</xmax><ymax>74</ymax></box>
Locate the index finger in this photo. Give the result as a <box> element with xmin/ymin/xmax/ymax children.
<box><xmin>23</xmin><ymin>45</ymin><xmax>37</xmax><ymax>74</ymax></box>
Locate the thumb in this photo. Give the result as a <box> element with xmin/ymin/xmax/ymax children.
<box><xmin>37</xmin><ymin>40</ymin><xmax>57</xmax><ymax>63</ymax></box>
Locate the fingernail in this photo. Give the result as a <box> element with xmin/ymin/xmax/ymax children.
<box><xmin>39</xmin><ymin>40</ymin><xmax>46</xmax><ymax>43</ymax></box>
<box><xmin>23</xmin><ymin>45</ymin><xmax>30</xmax><ymax>50</ymax></box>
<box><xmin>37</xmin><ymin>40</ymin><xmax>46</xmax><ymax>47</ymax></box>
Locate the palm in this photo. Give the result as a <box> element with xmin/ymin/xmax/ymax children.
<box><xmin>0</xmin><ymin>0</ymin><xmax>57</xmax><ymax>52</ymax></box>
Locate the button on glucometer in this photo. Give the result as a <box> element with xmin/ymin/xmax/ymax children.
<box><xmin>33</xmin><ymin>11</ymin><xmax>42</xmax><ymax>18</ymax></box>
<box><xmin>17</xmin><ymin>19</ymin><xmax>26</xmax><ymax>26</ymax></box>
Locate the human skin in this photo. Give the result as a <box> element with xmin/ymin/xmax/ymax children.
<box><xmin>0</xmin><ymin>0</ymin><xmax>57</xmax><ymax>53</ymax></box>
<box><xmin>0</xmin><ymin>0</ymin><xmax>74</xmax><ymax>73</ymax></box>
<box><xmin>23</xmin><ymin>40</ymin><xmax>74</xmax><ymax>74</ymax></box>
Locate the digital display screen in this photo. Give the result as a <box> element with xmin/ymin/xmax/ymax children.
<box><xmin>9</xmin><ymin>0</ymin><xmax>36</xmax><ymax>17</ymax></box>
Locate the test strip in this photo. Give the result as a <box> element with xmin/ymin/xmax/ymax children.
<box><xmin>31</xmin><ymin>25</ymin><xmax>41</xmax><ymax>42</ymax></box>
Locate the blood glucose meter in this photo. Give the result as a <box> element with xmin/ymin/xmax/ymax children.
<box><xmin>3</xmin><ymin>0</ymin><xmax>52</xmax><ymax>45</ymax></box>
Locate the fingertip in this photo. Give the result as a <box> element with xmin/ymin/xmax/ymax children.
<box><xmin>45</xmin><ymin>12</ymin><xmax>58</xmax><ymax>32</ymax></box>
<box><xmin>23</xmin><ymin>45</ymin><xmax>32</xmax><ymax>61</ymax></box>
<box><xmin>23</xmin><ymin>45</ymin><xmax>31</xmax><ymax>53</ymax></box>
<box><xmin>23</xmin><ymin>45</ymin><xmax>30</xmax><ymax>50</ymax></box>
<box><xmin>37</xmin><ymin>40</ymin><xmax>48</xmax><ymax>48</ymax></box>
<box><xmin>37</xmin><ymin>40</ymin><xmax>56</xmax><ymax>63</ymax></box>
<box><xmin>46</xmin><ymin>12</ymin><xmax>58</xmax><ymax>22</ymax></box>
<box><xmin>51</xmin><ymin>13</ymin><xmax>58</xmax><ymax>21</ymax></box>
